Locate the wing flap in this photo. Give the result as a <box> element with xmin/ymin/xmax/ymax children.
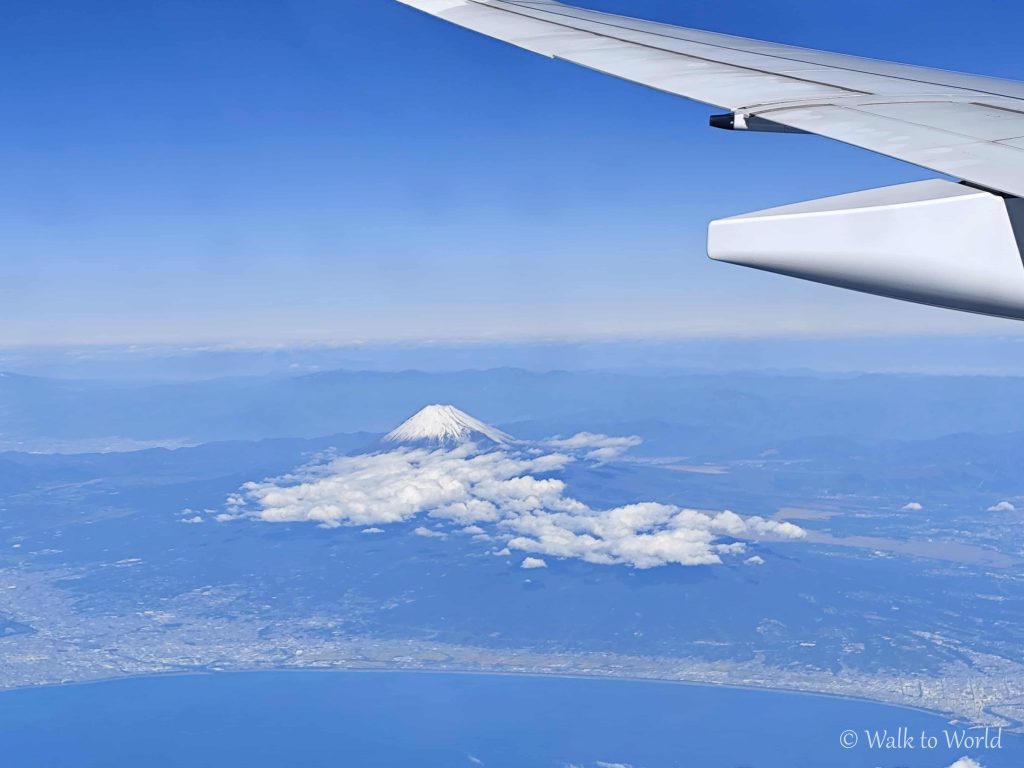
<box><xmin>853</xmin><ymin>101</ymin><xmax>1024</xmax><ymax>143</ymax></box>
<box><xmin>768</xmin><ymin>104</ymin><xmax>1024</xmax><ymax>196</ymax></box>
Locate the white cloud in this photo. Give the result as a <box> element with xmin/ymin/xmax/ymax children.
<box><xmin>414</xmin><ymin>526</ymin><xmax>448</xmax><ymax>539</ymax></box>
<box><xmin>902</xmin><ymin>502</ymin><xmax>923</xmax><ymax>511</ymax></box>
<box><xmin>596</xmin><ymin>762</ymin><xmax>633</xmax><ymax>768</ymax></box>
<box><xmin>179</xmin><ymin>515</ymin><xmax>204</xmax><ymax>525</ymax></box>
<box><xmin>546</xmin><ymin>432</ymin><xmax>642</xmax><ymax>462</ymax></box>
<box><xmin>987</xmin><ymin>501</ymin><xmax>1016</xmax><ymax>513</ymax></box>
<box><xmin>744</xmin><ymin>555</ymin><xmax>765</xmax><ymax>566</ymax></box>
<box><xmin>233</xmin><ymin>441</ymin><xmax>804</xmax><ymax>570</ymax></box>
<box><xmin>362</xmin><ymin>527</ymin><xmax>384</xmax><ymax>534</ymax></box>
<box><xmin>521</xmin><ymin>557</ymin><xmax>547</xmax><ymax>570</ymax></box>
<box><xmin>716</xmin><ymin>542</ymin><xmax>747</xmax><ymax>556</ymax></box>
<box><xmin>948</xmin><ymin>758</ymin><xmax>983</xmax><ymax>768</ymax></box>
<box><xmin>241</xmin><ymin>445</ymin><xmax>571</xmax><ymax>528</ymax></box>
<box><xmin>504</xmin><ymin>505</ymin><xmax>801</xmax><ymax>569</ymax></box>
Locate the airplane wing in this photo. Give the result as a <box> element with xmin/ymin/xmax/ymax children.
<box><xmin>397</xmin><ymin>0</ymin><xmax>1024</xmax><ymax>320</ymax></box>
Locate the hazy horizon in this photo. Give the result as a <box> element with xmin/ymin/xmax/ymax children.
<box><xmin>7</xmin><ymin>334</ymin><xmax>1024</xmax><ymax>382</ymax></box>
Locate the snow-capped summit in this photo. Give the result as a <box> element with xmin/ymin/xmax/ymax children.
<box><xmin>383</xmin><ymin>405</ymin><xmax>511</xmax><ymax>447</ymax></box>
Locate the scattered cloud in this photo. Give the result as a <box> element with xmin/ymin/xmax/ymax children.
<box><xmin>178</xmin><ymin>508</ymin><xmax>210</xmax><ymax>524</ymax></box>
<box><xmin>716</xmin><ymin>542</ymin><xmax>747</xmax><ymax>555</ymax></box>
<box><xmin>948</xmin><ymin>758</ymin><xmax>983</xmax><ymax>768</ymax></box>
<box><xmin>230</xmin><ymin>435</ymin><xmax>804</xmax><ymax>569</ymax></box>
<box><xmin>546</xmin><ymin>432</ymin><xmax>642</xmax><ymax>462</ymax></box>
<box><xmin>987</xmin><ymin>501</ymin><xmax>1016</xmax><ymax>513</ymax></box>
<box><xmin>361</xmin><ymin>527</ymin><xmax>385</xmax><ymax>534</ymax></box>
<box><xmin>521</xmin><ymin>557</ymin><xmax>547</xmax><ymax>570</ymax></box>
<box><xmin>902</xmin><ymin>502</ymin><xmax>923</xmax><ymax>511</ymax></box>
<box><xmin>414</xmin><ymin>526</ymin><xmax>448</xmax><ymax>539</ymax></box>
<box><xmin>502</xmin><ymin>504</ymin><xmax>801</xmax><ymax>568</ymax></box>
<box><xmin>467</xmin><ymin>755</ymin><xmax>484</xmax><ymax>766</ymax></box>
<box><xmin>744</xmin><ymin>555</ymin><xmax>765</xmax><ymax>566</ymax></box>
<box><xmin>596</xmin><ymin>762</ymin><xmax>633</xmax><ymax>768</ymax></box>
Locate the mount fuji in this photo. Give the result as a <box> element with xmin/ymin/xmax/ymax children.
<box><xmin>380</xmin><ymin>405</ymin><xmax>512</xmax><ymax>449</ymax></box>
<box><xmin>237</xmin><ymin>402</ymin><xmax>806</xmax><ymax>569</ymax></box>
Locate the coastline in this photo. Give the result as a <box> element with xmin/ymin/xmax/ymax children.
<box><xmin>0</xmin><ymin>660</ymin><xmax>997</xmax><ymax>730</ymax></box>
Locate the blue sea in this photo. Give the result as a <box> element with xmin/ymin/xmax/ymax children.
<box><xmin>0</xmin><ymin>671</ymin><xmax>1018</xmax><ymax>767</ymax></box>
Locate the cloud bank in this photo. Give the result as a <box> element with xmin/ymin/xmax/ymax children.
<box><xmin>227</xmin><ymin>438</ymin><xmax>803</xmax><ymax>569</ymax></box>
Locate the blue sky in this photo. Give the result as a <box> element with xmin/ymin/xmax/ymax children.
<box><xmin>4</xmin><ymin>0</ymin><xmax>1024</xmax><ymax>345</ymax></box>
